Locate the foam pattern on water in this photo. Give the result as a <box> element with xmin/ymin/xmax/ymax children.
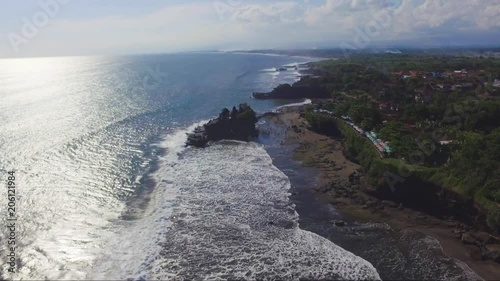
<box><xmin>130</xmin><ymin>141</ymin><xmax>380</xmax><ymax>280</ymax></box>
<box><xmin>88</xmin><ymin>121</ymin><xmax>208</xmax><ymax>280</ymax></box>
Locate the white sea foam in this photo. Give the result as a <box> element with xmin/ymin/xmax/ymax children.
<box><xmin>89</xmin><ymin>121</ymin><xmax>208</xmax><ymax>280</ymax></box>
<box><xmin>275</xmin><ymin>99</ymin><xmax>312</xmax><ymax>111</ymax></box>
<box><xmin>90</xmin><ymin>125</ymin><xmax>380</xmax><ymax>280</ymax></box>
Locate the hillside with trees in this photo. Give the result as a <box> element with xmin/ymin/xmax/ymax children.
<box><xmin>300</xmin><ymin>54</ymin><xmax>500</xmax><ymax>231</ymax></box>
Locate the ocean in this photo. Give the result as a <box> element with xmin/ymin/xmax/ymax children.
<box><xmin>0</xmin><ymin>53</ymin><xmax>380</xmax><ymax>280</ymax></box>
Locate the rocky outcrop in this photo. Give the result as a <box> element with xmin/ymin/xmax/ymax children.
<box><xmin>252</xmin><ymin>84</ymin><xmax>329</xmax><ymax>100</ymax></box>
<box><xmin>457</xmin><ymin>231</ymin><xmax>500</xmax><ymax>263</ymax></box>
<box><xmin>186</xmin><ymin>104</ymin><xmax>258</xmax><ymax>148</ymax></box>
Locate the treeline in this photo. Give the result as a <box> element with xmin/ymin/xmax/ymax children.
<box><xmin>315</xmin><ymin>55</ymin><xmax>500</xmax><ymax>78</ymax></box>
<box><xmin>303</xmin><ymin>111</ymin><xmax>339</xmax><ymax>136</ymax></box>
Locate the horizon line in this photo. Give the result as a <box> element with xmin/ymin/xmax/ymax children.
<box><xmin>2</xmin><ymin>46</ymin><xmax>500</xmax><ymax>60</ymax></box>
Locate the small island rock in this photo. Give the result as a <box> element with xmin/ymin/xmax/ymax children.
<box><xmin>186</xmin><ymin>104</ymin><xmax>258</xmax><ymax>148</ymax></box>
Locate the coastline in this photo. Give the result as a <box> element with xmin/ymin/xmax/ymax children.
<box><xmin>224</xmin><ymin>51</ymin><xmax>330</xmax><ymax>61</ymax></box>
<box><xmin>260</xmin><ymin>105</ymin><xmax>500</xmax><ymax>280</ymax></box>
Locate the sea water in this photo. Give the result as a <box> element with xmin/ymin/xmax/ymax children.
<box><xmin>0</xmin><ymin>53</ymin><xmax>380</xmax><ymax>280</ymax></box>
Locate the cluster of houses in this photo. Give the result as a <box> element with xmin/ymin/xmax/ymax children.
<box><xmin>375</xmin><ymin>69</ymin><xmax>500</xmax><ymax>113</ymax></box>
<box><xmin>378</xmin><ymin>102</ymin><xmax>399</xmax><ymax>112</ymax></box>
<box><xmin>315</xmin><ymin>109</ymin><xmax>335</xmax><ymax>115</ymax></box>
<box><xmin>310</xmin><ymin>68</ymin><xmax>500</xmax><ymax>157</ymax></box>
<box><xmin>399</xmin><ymin>69</ymin><xmax>500</xmax><ymax>104</ymax></box>
<box><xmin>341</xmin><ymin>116</ymin><xmax>393</xmax><ymax>157</ymax></box>
<box><xmin>366</xmin><ymin>131</ymin><xmax>393</xmax><ymax>155</ymax></box>
<box><xmin>413</xmin><ymin>81</ymin><xmax>490</xmax><ymax>104</ymax></box>
<box><xmin>392</xmin><ymin>69</ymin><xmax>477</xmax><ymax>80</ymax></box>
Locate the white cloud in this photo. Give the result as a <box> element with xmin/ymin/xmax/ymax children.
<box><xmin>232</xmin><ymin>2</ymin><xmax>301</xmax><ymax>24</ymax></box>
<box><xmin>1</xmin><ymin>0</ymin><xmax>499</xmax><ymax>57</ymax></box>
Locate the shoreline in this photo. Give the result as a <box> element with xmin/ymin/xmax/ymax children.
<box><xmin>263</xmin><ymin>105</ymin><xmax>500</xmax><ymax>280</ymax></box>
<box><xmin>224</xmin><ymin>51</ymin><xmax>331</xmax><ymax>61</ymax></box>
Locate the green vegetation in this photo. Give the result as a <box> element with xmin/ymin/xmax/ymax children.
<box><xmin>304</xmin><ymin>54</ymin><xmax>500</xmax><ymax>231</ymax></box>
<box><xmin>334</xmin><ymin>100</ymin><xmax>382</xmax><ymax>130</ymax></box>
<box><xmin>314</xmin><ymin>55</ymin><xmax>500</xmax><ymax>77</ymax></box>
<box><xmin>304</xmin><ymin>112</ymin><xmax>337</xmax><ymax>135</ymax></box>
<box><xmin>448</xmin><ymin>129</ymin><xmax>500</xmax><ymax>201</ymax></box>
<box><xmin>378</xmin><ymin>121</ymin><xmax>415</xmax><ymax>157</ymax></box>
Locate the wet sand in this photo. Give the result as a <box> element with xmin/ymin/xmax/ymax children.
<box><xmin>260</xmin><ymin>107</ymin><xmax>500</xmax><ymax>281</ymax></box>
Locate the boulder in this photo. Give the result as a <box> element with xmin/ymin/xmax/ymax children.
<box><xmin>381</xmin><ymin>200</ymin><xmax>399</xmax><ymax>208</ymax></box>
<box><xmin>334</xmin><ymin>221</ymin><xmax>347</xmax><ymax>227</ymax></box>
<box><xmin>461</xmin><ymin>233</ymin><xmax>477</xmax><ymax>245</ymax></box>
<box><xmin>470</xmin><ymin>231</ymin><xmax>497</xmax><ymax>244</ymax></box>
<box><xmin>485</xmin><ymin>244</ymin><xmax>500</xmax><ymax>263</ymax></box>
<box><xmin>484</xmin><ymin>251</ymin><xmax>500</xmax><ymax>263</ymax></box>
<box><xmin>465</xmin><ymin>245</ymin><xmax>482</xmax><ymax>260</ymax></box>
<box><xmin>348</xmin><ymin>172</ymin><xmax>361</xmax><ymax>184</ymax></box>
<box><xmin>486</xmin><ymin>244</ymin><xmax>500</xmax><ymax>253</ymax></box>
<box><xmin>186</xmin><ymin>104</ymin><xmax>258</xmax><ymax>147</ymax></box>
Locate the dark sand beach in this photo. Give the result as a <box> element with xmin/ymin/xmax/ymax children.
<box><xmin>259</xmin><ymin>106</ymin><xmax>500</xmax><ymax>280</ymax></box>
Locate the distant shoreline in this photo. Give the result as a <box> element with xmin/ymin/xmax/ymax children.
<box><xmin>223</xmin><ymin>50</ymin><xmax>333</xmax><ymax>61</ymax></box>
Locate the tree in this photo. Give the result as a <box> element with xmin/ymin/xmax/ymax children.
<box><xmin>230</xmin><ymin>106</ymin><xmax>238</xmax><ymax>119</ymax></box>
<box><xmin>219</xmin><ymin>108</ymin><xmax>230</xmax><ymax>120</ymax></box>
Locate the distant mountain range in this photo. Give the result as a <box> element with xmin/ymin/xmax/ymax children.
<box><xmin>228</xmin><ymin>47</ymin><xmax>500</xmax><ymax>58</ymax></box>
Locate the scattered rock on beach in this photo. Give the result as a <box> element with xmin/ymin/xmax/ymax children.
<box><xmin>484</xmin><ymin>250</ymin><xmax>500</xmax><ymax>263</ymax></box>
<box><xmin>334</xmin><ymin>221</ymin><xmax>346</xmax><ymax>227</ymax></box>
<box><xmin>488</xmin><ymin>251</ymin><xmax>500</xmax><ymax>263</ymax></box>
<box><xmin>381</xmin><ymin>200</ymin><xmax>398</xmax><ymax>208</ymax></box>
<box><xmin>462</xmin><ymin>233</ymin><xmax>477</xmax><ymax>245</ymax></box>
<box><xmin>416</xmin><ymin>214</ymin><xmax>427</xmax><ymax>221</ymax></box>
<box><xmin>465</xmin><ymin>245</ymin><xmax>483</xmax><ymax>260</ymax></box>
<box><xmin>471</xmin><ymin>231</ymin><xmax>498</xmax><ymax>244</ymax></box>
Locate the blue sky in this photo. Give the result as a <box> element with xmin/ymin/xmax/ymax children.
<box><xmin>0</xmin><ymin>0</ymin><xmax>499</xmax><ymax>58</ymax></box>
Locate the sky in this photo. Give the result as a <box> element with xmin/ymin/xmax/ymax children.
<box><xmin>0</xmin><ymin>0</ymin><xmax>499</xmax><ymax>58</ymax></box>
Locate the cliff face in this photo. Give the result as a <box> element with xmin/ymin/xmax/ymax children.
<box><xmin>374</xmin><ymin>175</ymin><xmax>488</xmax><ymax>229</ymax></box>
<box><xmin>253</xmin><ymin>84</ymin><xmax>329</xmax><ymax>99</ymax></box>
<box><xmin>186</xmin><ymin>104</ymin><xmax>258</xmax><ymax>147</ymax></box>
<box><xmin>332</xmin><ymin>117</ymin><xmax>494</xmax><ymax>232</ymax></box>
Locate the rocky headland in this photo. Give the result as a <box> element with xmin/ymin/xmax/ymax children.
<box><xmin>186</xmin><ymin>104</ymin><xmax>258</xmax><ymax>147</ymax></box>
<box><xmin>252</xmin><ymin>83</ymin><xmax>329</xmax><ymax>99</ymax></box>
